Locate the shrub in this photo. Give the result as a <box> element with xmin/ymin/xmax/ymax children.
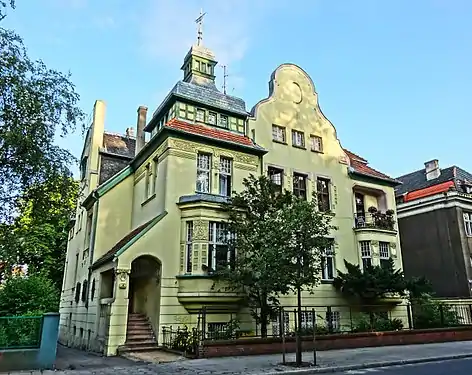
<box><xmin>412</xmin><ymin>300</ymin><xmax>462</xmax><ymax>329</ymax></box>
<box><xmin>352</xmin><ymin>312</ymin><xmax>404</xmax><ymax>333</ymax></box>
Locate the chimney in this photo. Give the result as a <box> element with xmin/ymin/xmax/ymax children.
<box><xmin>136</xmin><ymin>106</ymin><xmax>148</xmax><ymax>155</ymax></box>
<box><xmin>125</xmin><ymin>127</ymin><xmax>135</xmax><ymax>137</ymax></box>
<box><xmin>424</xmin><ymin>159</ymin><xmax>440</xmax><ymax>180</ymax></box>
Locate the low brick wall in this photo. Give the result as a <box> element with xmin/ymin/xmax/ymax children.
<box><xmin>199</xmin><ymin>326</ymin><xmax>472</xmax><ymax>358</ymax></box>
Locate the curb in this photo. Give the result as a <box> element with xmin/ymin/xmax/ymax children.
<box><xmin>258</xmin><ymin>353</ymin><xmax>472</xmax><ymax>375</ymax></box>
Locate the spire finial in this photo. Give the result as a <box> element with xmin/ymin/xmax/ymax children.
<box><xmin>195</xmin><ymin>9</ymin><xmax>206</xmax><ymax>46</ymax></box>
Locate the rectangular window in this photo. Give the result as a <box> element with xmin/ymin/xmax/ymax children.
<box><xmin>300</xmin><ymin>311</ymin><xmax>314</xmax><ymax>329</ymax></box>
<box><xmin>317</xmin><ymin>177</ymin><xmax>331</xmax><ymax>212</ymax></box>
<box><xmin>144</xmin><ymin>163</ymin><xmax>151</xmax><ymax>199</ymax></box>
<box><xmin>84</xmin><ymin>211</ymin><xmax>93</xmax><ymax>249</ymax></box>
<box><xmin>379</xmin><ymin>242</ymin><xmax>390</xmax><ymax>268</ymax></box>
<box><xmin>80</xmin><ymin>157</ymin><xmax>88</xmax><ymax>180</ymax></box>
<box><xmin>272</xmin><ymin>125</ymin><xmax>286</xmax><ymax>143</ymax></box>
<box><xmin>464</xmin><ymin>212</ymin><xmax>472</xmax><ymax>236</ymax></box>
<box><xmin>219</xmin><ymin>115</ymin><xmax>229</xmax><ymax>128</ymax></box>
<box><xmin>292</xmin><ymin>130</ymin><xmax>305</xmax><ymax>148</ymax></box>
<box><xmin>293</xmin><ymin>173</ymin><xmax>307</xmax><ymax>200</ymax></box>
<box><xmin>325</xmin><ymin>311</ymin><xmax>341</xmax><ymax>332</ymax></box>
<box><xmin>268</xmin><ymin>167</ymin><xmax>284</xmax><ymax>193</ymax></box>
<box><xmin>208</xmin><ymin>222</ymin><xmax>234</xmax><ymax>271</ymax></box>
<box><xmin>321</xmin><ymin>242</ymin><xmax>335</xmax><ymax>280</ymax></box>
<box><xmin>219</xmin><ymin>157</ymin><xmax>232</xmax><ymax>197</ymax></box>
<box><xmin>310</xmin><ymin>135</ymin><xmax>323</xmax><ymax>152</ymax></box>
<box><xmin>272</xmin><ymin>312</ymin><xmax>290</xmax><ymax>336</ymax></box>
<box><xmin>196</xmin><ymin>108</ymin><xmax>205</xmax><ymax>122</ymax></box>
<box><xmin>196</xmin><ymin>153</ymin><xmax>211</xmax><ymax>193</ymax></box>
<box><xmin>360</xmin><ymin>241</ymin><xmax>372</xmax><ymax>269</ymax></box>
<box><xmin>208</xmin><ymin>111</ymin><xmax>217</xmax><ymax>125</ymax></box>
<box><xmin>186</xmin><ymin>222</ymin><xmax>193</xmax><ymax>273</ymax></box>
<box><xmin>151</xmin><ymin>159</ymin><xmax>159</xmax><ymax>194</ymax></box>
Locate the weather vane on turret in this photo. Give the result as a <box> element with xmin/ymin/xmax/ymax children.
<box><xmin>195</xmin><ymin>9</ymin><xmax>206</xmax><ymax>46</ymax></box>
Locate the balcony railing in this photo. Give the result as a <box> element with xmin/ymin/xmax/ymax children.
<box><xmin>354</xmin><ymin>210</ymin><xmax>396</xmax><ymax>231</ymax></box>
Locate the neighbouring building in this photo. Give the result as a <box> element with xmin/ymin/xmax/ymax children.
<box><xmin>59</xmin><ymin>29</ymin><xmax>403</xmax><ymax>356</ymax></box>
<box><xmin>396</xmin><ymin>160</ymin><xmax>472</xmax><ymax>298</ymax></box>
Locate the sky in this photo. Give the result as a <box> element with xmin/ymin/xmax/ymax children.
<box><xmin>3</xmin><ymin>0</ymin><xmax>472</xmax><ymax>178</ymax></box>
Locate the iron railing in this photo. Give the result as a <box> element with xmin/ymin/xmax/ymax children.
<box><xmin>161</xmin><ymin>325</ymin><xmax>200</xmax><ymax>356</ymax></box>
<box><xmin>354</xmin><ymin>212</ymin><xmax>396</xmax><ymax>231</ymax></box>
<box><xmin>0</xmin><ymin>315</ymin><xmax>43</xmax><ymax>349</ymax></box>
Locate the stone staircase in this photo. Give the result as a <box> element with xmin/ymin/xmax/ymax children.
<box><xmin>118</xmin><ymin>313</ymin><xmax>158</xmax><ymax>354</ymax></box>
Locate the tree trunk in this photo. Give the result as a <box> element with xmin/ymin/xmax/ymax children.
<box><xmin>296</xmin><ymin>284</ymin><xmax>302</xmax><ymax>366</ymax></box>
<box><xmin>260</xmin><ymin>294</ymin><xmax>269</xmax><ymax>338</ymax></box>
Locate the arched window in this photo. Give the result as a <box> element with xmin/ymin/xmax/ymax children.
<box><xmin>75</xmin><ymin>282</ymin><xmax>81</xmax><ymax>303</ymax></box>
<box><xmin>81</xmin><ymin>280</ymin><xmax>88</xmax><ymax>302</ymax></box>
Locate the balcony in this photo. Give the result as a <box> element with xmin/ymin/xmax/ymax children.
<box><xmin>354</xmin><ymin>207</ymin><xmax>396</xmax><ymax>233</ymax></box>
<box><xmin>176</xmin><ymin>275</ymin><xmax>244</xmax><ymax>313</ymax></box>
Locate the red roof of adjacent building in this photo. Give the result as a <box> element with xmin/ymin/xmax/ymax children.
<box><xmin>403</xmin><ymin>180</ymin><xmax>455</xmax><ymax>202</ymax></box>
<box><xmin>343</xmin><ymin>149</ymin><xmax>398</xmax><ymax>183</ymax></box>
<box><xmin>165</xmin><ymin>118</ymin><xmax>258</xmax><ymax>148</ymax></box>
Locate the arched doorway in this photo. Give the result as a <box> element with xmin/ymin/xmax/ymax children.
<box><xmin>128</xmin><ymin>255</ymin><xmax>162</xmax><ymax>335</ymax></box>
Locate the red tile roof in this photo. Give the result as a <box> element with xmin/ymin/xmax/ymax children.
<box><xmin>403</xmin><ymin>180</ymin><xmax>454</xmax><ymax>202</ymax></box>
<box><xmin>343</xmin><ymin>149</ymin><xmax>398</xmax><ymax>183</ymax></box>
<box><xmin>165</xmin><ymin>118</ymin><xmax>257</xmax><ymax>147</ymax></box>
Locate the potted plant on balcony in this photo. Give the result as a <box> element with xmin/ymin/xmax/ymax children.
<box><xmin>367</xmin><ymin>207</ymin><xmax>395</xmax><ymax>231</ymax></box>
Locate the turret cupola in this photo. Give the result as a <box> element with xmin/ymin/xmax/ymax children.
<box><xmin>180</xmin><ymin>10</ymin><xmax>218</xmax><ymax>88</ymax></box>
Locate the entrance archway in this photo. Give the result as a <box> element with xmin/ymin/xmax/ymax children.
<box><xmin>128</xmin><ymin>255</ymin><xmax>162</xmax><ymax>335</ymax></box>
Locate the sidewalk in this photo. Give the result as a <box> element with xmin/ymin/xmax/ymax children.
<box><xmin>6</xmin><ymin>340</ymin><xmax>472</xmax><ymax>375</ymax></box>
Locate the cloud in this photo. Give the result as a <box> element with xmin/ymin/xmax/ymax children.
<box><xmin>93</xmin><ymin>15</ymin><xmax>116</xmax><ymax>29</ymax></box>
<box><xmin>140</xmin><ymin>0</ymin><xmax>273</xmax><ymax>92</ymax></box>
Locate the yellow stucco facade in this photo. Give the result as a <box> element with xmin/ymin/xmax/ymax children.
<box><xmin>59</xmin><ymin>45</ymin><xmax>403</xmax><ymax>356</ymax></box>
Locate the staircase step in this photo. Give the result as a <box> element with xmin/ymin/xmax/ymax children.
<box><xmin>127</xmin><ymin>327</ymin><xmax>152</xmax><ymax>333</ymax></box>
<box><xmin>127</xmin><ymin>321</ymin><xmax>151</xmax><ymax>327</ymax></box>
<box><xmin>128</xmin><ymin>317</ymin><xmax>148</xmax><ymax>322</ymax></box>
<box><xmin>126</xmin><ymin>334</ymin><xmax>155</xmax><ymax>341</ymax></box>
<box><xmin>124</xmin><ymin>340</ymin><xmax>157</xmax><ymax>347</ymax></box>
<box><xmin>118</xmin><ymin>344</ymin><xmax>159</xmax><ymax>354</ymax></box>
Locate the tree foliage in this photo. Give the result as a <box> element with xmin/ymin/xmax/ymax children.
<box><xmin>0</xmin><ymin>0</ymin><xmax>14</xmax><ymax>22</ymax></box>
<box><xmin>0</xmin><ymin>175</ymin><xmax>78</xmax><ymax>290</ymax></box>
<box><xmin>0</xmin><ymin>25</ymin><xmax>84</xmax><ymax>221</ymax></box>
<box><xmin>214</xmin><ymin>175</ymin><xmax>336</xmax><ymax>337</ymax></box>
<box><xmin>0</xmin><ymin>274</ymin><xmax>59</xmax><ymax>315</ymax></box>
<box><xmin>333</xmin><ymin>258</ymin><xmax>432</xmax><ymax>303</ymax></box>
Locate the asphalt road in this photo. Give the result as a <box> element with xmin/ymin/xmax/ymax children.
<box><xmin>336</xmin><ymin>358</ymin><xmax>472</xmax><ymax>375</ymax></box>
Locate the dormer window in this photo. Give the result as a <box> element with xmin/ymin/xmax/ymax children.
<box><xmin>196</xmin><ymin>108</ymin><xmax>205</xmax><ymax>122</ymax></box>
<box><xmin>208</xmin><ymin>112</ymin><xmax>217</xmax><ymax>125</ymax></box>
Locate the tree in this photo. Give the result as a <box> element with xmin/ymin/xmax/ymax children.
<box><xmin>0</xmin><ymin>0</ymin><xmax>14</xmax><ymax>22</ymax></box>
<box><xmin>0</xmin><ymin>274</ymin><xmax>59</xmax><ymax>315</ymax></box>
<box><xmin>333</xmin><ymin>259</ymin><xmax>432</xmax><ymax>303</ymax></box>
<box><xmin>215</xmin><ymin>175</ymin><xmax>336</xmax><ymax>366</ymax></box>
<box><xmin>277</xmin><ymin>194</ymin><xmax>335</xmax><ymax>365</ymax></box>
<box><xmin>0</xmin><ymin>24</ymin><xmax>84</xmax><ymax>222</ymax></box>
<box><xmin>0</xmin><ymin>175</ymin><xmax>78</xmax><ymax>290</ymax></box>
<box><xmin>214</xmin><ymin>175</ymin><xmax>294</xmax><ymax>338</ymax></box>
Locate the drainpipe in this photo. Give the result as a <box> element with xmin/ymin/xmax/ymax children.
<box><xmin>85</xmin><ymin>191</ymin><xmax>99</xmax><ymax>309</ymax></box>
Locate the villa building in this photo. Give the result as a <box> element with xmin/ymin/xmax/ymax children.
<box><xmin>59</xmin><ymin>32</ymin><xmax>403</xmax><ymax>355</ymax></box>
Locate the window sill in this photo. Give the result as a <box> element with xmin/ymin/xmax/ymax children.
<box><xmin>292</xmin><ymin>144</ymin><xmax>306</xmax><ymax>150</ymax></box>
<box><xmin>272</xmin><ymin>139</ymin><xmax>288</xmax><ymax>145</ymax></box>
<box><xmin>141</xmin><ymin>193</ymin><xmax>156</xmax><ymax>206</ymax></box>
<box><xmin>321</xmin><ymin>279</ymin><xmax>334</xmax><ymax>284</ymax></box>
<box><xmin>311</xmin><ymin>149</ymin><xmax>324</xmax><ymax>154</ymax></box>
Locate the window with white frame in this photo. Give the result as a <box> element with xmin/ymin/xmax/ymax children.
<box><xmin>196</xmin><ymin>108</ymin><xmax>205</xmax><ymax>122</ymax></box>
<box><xmin>300</xmin><ymin>311</ymin><xmax>314</xmax><ymax>329</ymax></box>
<box><xmin>321</xmin><ymin>242</ymin><xmax>335</xmax><ymax>280</ymax></box>
<box><xmin>292</xmin><ymin>130</ymin><xmax>305</xmax><ymax>148</ymax></box>
<box><xmin>208</xmin><ymin>111</ymin><xmax>217</xmax><ymax>125</ymax></box>
<box><xmin>219</xmin><ymin>115</ymin><xmax>228</xmax><ymax>128</ymax></box>
<box><xmin>272</xmin><ymin>312</ymin><xmax>290</xmax><ymax>336</ymax></box>
<box><xmin>310</xmin><ymin>135</ymin><xmax>323</xmax><ymax>152</ymax></box>
<box><xmin>196</xmin><ymin>153</ymin><xmax>211</xmax><ymax>193</ymax></box>
<box><xmin>293</xmin><ymin>173</ymin><xmax>307</xmax><ymax>200</ymax></box>
<box><xmin>317</xmin><ymin>177</ymin><xmax>331</xmax><ymax>212</ymax></box>
<box><xmin>268</xmin><ymin>167</ymin><xmax>284</xmax><ymax>193</ymax></box>
<box><xmin>208</xmin><ymin>222</ymin><xmax>234</xmax><ymax>271</ymax></box>
<box><xmin>219</xmin><ymin>157</ymin><xmax>232</xmax><ymax>197</ymax></box>
<box><xmin>325</xmin><ymin>311</ymin><xmax>340</xmax><ymax>332</ymax></box>
<box><xmin>464</xmin><ymin>212</ymin><xmax>472</xmax><ymax>236</ymax></box>
<box><xmin>186</xmin><ymin>222</ymin><xmax>193</xmax><ymax>273</ymax></box>
<box><xmin>379</xmin><ymin>241</ymin><xmax>390</xmax><ymax>268</ymax></box>
<box><xmin>360</xmin><ymin>241</ymin><xmax>372</xmax><ymax>269</ymax></box>
<box><xmin>272</xmin><ymin>125</ymin><xmax>286</xmax><ymax>143</ymax></box>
